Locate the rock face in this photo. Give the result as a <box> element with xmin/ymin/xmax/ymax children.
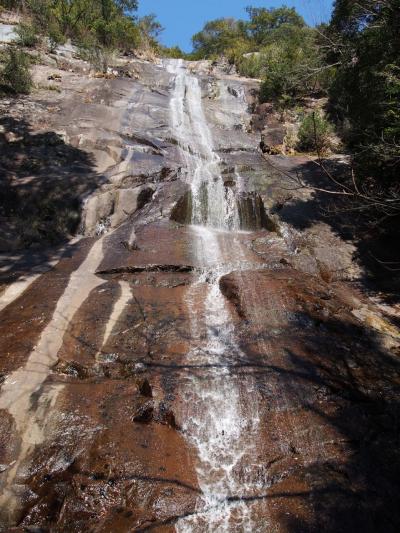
<box><xmin>83</xmin><ymin>184</ymin><xmax>155</xmax><ymax>235</ymax></box>
<box><xmin>0</xmin><ymin>23</ymin><xmax>17</xmax><ymax>43</ymax></box>
<box><xmin>0</xmin><ymin>57</ymin><xmax>399</xmax><ymax>532</ymax></box>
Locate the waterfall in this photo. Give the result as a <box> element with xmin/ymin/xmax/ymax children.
<box><xmin>166</xmin><ymin>59</ymin><xmax>262</xmax><ymax>532</ymax></box>
<box><xmin>166</xmin><ymin>59</ymin><xmax>240</xmax><ymax>230</ymax></box>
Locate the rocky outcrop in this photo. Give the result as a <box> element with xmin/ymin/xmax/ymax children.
<box><xmin>237</xmin><ymin>191</ymin><xmax>272</xmax><ymax>230</ymax></box>
<box><xmin>0</xmin><ymin>23</ymin><xmax>17</xmax><ymax>43</ymax></box>
<box><xmin>83</xmin><ymin>185</ymin><xmax>155</xmax><ymax>235</ymax></box>
<box><xmin>0</xmin><ymin>55</ymin><xmax>399</xmax><ymax>533</ymax></box>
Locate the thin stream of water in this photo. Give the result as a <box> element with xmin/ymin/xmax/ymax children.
<box><xmin>166</xmin><ymin>59</ymin><xmax>240</xmax><ymax>231</ymax></box>
<box><xmin>166</xmin><ymin>59</ymin><xmax>262</xmax><ymax>531</ymax></box>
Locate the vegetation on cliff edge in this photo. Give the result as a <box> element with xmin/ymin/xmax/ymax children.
<box><xmin>192</xmin><ymin>3</ymin><xmax>400</xmax><ymax>231</ymax></box>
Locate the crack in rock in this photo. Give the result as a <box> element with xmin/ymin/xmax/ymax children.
<box><xmin>96</xmin><ymin>264</ymin><xmax>195</xmax><ymax>276</ymax></box>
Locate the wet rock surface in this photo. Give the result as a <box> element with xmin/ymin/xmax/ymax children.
<box><xmin>0</xmin><ymin>57</ymin><xmax>399</xmax><ymax>532</ymax></box>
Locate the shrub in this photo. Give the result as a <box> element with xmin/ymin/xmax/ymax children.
<box><xmin>159</xmin><ymin>46</ymin><xmax>188</xmax><ymax>59</ymax></box>
<box><xmin>1</xmin><ymin>48</ymin><xmax>32</xmax><ymax>94</ymax></box>
<box><xmin>48</xmin><ymin>25</ymin><xmax>66</xmax><ymax>52</ymax></box>
<box><xmin>15</xmin><ymin>22</ymin><xmax>39</xmax><ymax>48</ymax></box>
<box><xmin>258</xmin><ymin>28</ymin><xmax>322</xmax><ymax>103</ymax></box>
<box><xmin>77</xmin><ymin>13</ymin><xmax>141</xmax><ymax>71</ymax></box>
<box><xmin>259</xmin><ymin>46</ymin><xmax>300</xmax><ymax>102</ymax></box>
<box><xmin>237</xmin><ymin>53</ymin><xmax>264</xmax><ymax>78</ymax></box>
<box><xmin>77</xmin><ymin>43</ymin><xmax>113</xmax><ymax>73</ymax></box>
<box><xmin>297</xmin><ymin>111</ymin><xmax>333</xmax><ymax>152</ymax></box>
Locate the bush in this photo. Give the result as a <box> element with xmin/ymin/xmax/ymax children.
<box><xmin>258</xmin><ymin>27</ymin><xmax>323</xmax><ymax>103</ymax></box>
<box><xmin>259</xmin><ymin>51</ymin><xmax>294</xmax><ymax>101</ymax></box>
<box><xmin>18</xmin><ymin>0</ymin><xmax>142</xmax><ymax>59</ymax></box>
<box><xmin>159</xmin><ymin>46</ymin><xmax>188</xmax><ymax>59</ymax></box>
<box><xmin>297</xmin><ymin>111</ymin><xmax>333</xmax><ymax>152</ymax></box>
<box><xmin>1</xmin><ymin>48</ymin><xmax>32</xmax><ymax>94</ymax></box>
<box><xmin>78</xmin><ymin>27</ymin><xmax>136</xmax><ymax>73</ymax></box>
<box><xmin>15</xmin><ymin>22</ymin><xmax>39</xmax><ymax>48</ymax></box>
<box><xmin>77</xmin><ymin>43</ymin><xmax>114</xmax><ymax>72</ymax></box>
<box><xmin>237</xmin><ymin>52</ymin><xmax>264</xmax><ymax>78</ymax></box>
<box><xmin>48</xmin><ymin>25</ymin><xmax>66</xmax><ymax>52</ymax></box>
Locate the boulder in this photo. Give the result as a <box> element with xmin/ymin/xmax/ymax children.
<box><xmin>137</xmin><ymin>378</ymin><xmax>153</xmax><ymax>398</ymax></box>
<box><xmin>260</xmin><ymin>127</ymin><xmax>286</xmax><ymax>154</ymax></box>
<box><xmin>132</xmin><ymin>400</ymin><xmax>154</xmax><ymax>423</ymax></box>
<box><xmin>110</xmin><ymin>186</ymin><xmax>154</xmax><ymax>228</ymax></box>
<box><xmin>83</xmin><ymin>185</ymin><xmax>154</xmax><ymax>235</ymax></box>
<box><xmin>158</xmin><ymin>402</ymin><xmax>180</xmax><ymax>429</ymax></box>
<box><xmin>0</xmin><ymin>23</ymin><xmax>17</xmax><ymax>43</ymax></box>
<box><xmin>83</xmin><ymin>190</ymin><xmax>115</xmax><ymax>235</ymax></box>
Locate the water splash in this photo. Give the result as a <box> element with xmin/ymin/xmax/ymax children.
<box><xmin>177</xmin><ymin>227</ymin><xmax>262</xmax><ymax>532</ymax></box>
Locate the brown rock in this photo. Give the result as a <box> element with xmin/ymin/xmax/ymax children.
<box><xmin>132</xmin><ymin>401</ymin><xmax>154</xmax><ymax>423</ymax></box>
<box><xmin>53</xmin><ymin>359</ymin><xmax>90</xmax><ymax>380</ymax></box>
<box><xmin>260</xmin><ymin>127</ymin><xmax>286</xmax><ymax>154</ymax></box>
<box><xmin>158</xmin><ymin>403</ymin><xmax>180</xmax><ymax>430</ymax></box>
<box><xmin>137</xmin><ymin>378</ymin><xmax>153</xmax><ymax>398</ymax></box>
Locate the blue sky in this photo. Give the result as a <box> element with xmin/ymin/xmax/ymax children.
<box><xmin>137</xmin><ymin>0</ymin><xmax>333</xmax><ymax>52</ymax></box>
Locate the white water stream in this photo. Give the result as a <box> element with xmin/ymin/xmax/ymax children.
<box><xmin>166</xmin><ymin>60</ymin><xmax>262</xmax><ymax>531</ymax></box>
<box><xmin>167</xmin><ymin>59</ymin><xmax>240</xmax><ymax>230</ymax></box>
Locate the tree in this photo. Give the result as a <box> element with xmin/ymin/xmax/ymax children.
<box><xmin>245</xmin><ymin>6</ymin><xmax>305</xmax><ymax>46</ymax></box>
<box><xmin>191</xmin><ymin>6</ymin><xmax>325</xmax><ymax>98</ymax></box>
<box><xmin>248</xmin><ymin>24</ymin><xmax>324</xmax><ymax>102</ymax></box>
<box><xmin>191</xmin><ymin>18</ymin><xmax>247</xmax><ymax>59</ymax></box>
<box><xmin>139</xmin><ymin>14</ymin><xmax>164</xmax><ymax>40</ymax></box>
<box><xmin>115</xmin><ymin>0</ymin><xmax>137</xmax><ymax>10</ymax></box>
<box><xmin>272</xmin><ymin>1</ymin><xmax>400</xmax><ymax>237</ymax></box>
<box><xmin>158</xmin><ymin>45</ymin><xmax>188</xmax><ymax>59</ymax></box>
<box><xmin>298</xmin><ymin>111</ymin><xmax>333</xmax><ymax>152</ymax></box>
<box><xmin>25</xmin><ymin>0</ymin><xmax>140</xmax><ymax>51</ymax></box>
<box><xmin>328</xmin><ymin>0</ymin><xmax>400</xmax><ymax>182</ymax></box>
<box><xmin>1</xmin><ymin>48</ymin><xmax>32</xmax><ymax>94</ymax></box>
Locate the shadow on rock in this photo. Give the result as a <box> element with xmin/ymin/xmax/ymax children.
<box><xmin>0</xmin><ymin>115</ymin><xmax>105</xmax><ymax>252</ymax></box>
<box><xmin>246</xmin><ymin>307</ymin><xmax>400</xmax><ymax>532</ymax></box>
<box><xmin>269</xmin><ymin>157</ymin><xmax>400</xmax><ymax>304</ymax></box>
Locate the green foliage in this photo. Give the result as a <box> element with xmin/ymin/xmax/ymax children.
<box><xmin>0</xmin><ymin>0</ymin><xmax>22</xmax><ymax>7</ymax></box>
<box><xmin>236</xmin><ymin>52</ymin><xmax>264</xmax><ymax>78</ymax></box>
<box><xmin>159</xmin><ymin>45</ymin><xmax>188</xmax><ymax>59</ymax></box>
<box><xmin>297</xmin><ymin>111</ymin><xmax>333</xmax><ymax>152</ymax></box>
<box><xmin>253</xmin><ymin>27</ymin><xmax>322</xmax><ymax>102</ymax></box>
<box><xmin>245</xmin><ymin>6</ymin><xmax>305</xmax><ymax>46</ymax></box>
<box><xmin>192</xmin><ymin>18</ymin><xmax>247</xmax><ymax>59</ymax></box>
<box><xmin>77</xmin><ymin>41</ymin><xmax>114</xmax><ymax>72</ymax></box>
<box><xmin>328</xmin><ymin>0</ymin><xmax>400</xmax><ymax>181</ymax></box>
<box><xmin>139</xmin><ymin>14</ymin><xmax>163</xmax><ymax>40</ymax></box>
<box><xmin>137</xmin><ymin>13</ymin><xmax>164</xmax><ymax>51</ymax></box>
<box><xmin>23</xmin><ymin>0</ymin><xmax>141</xmax><ymax>57</ymax></box>
<box><xmin>15</xmin><ymin>22</ymin><xmax>39</xmax><ymax>47</ymax></box>
<box><xmin>48</xmin><ymin>24</ymin><xmax>66</xmax><ymax>52</ymax></box>
<box><xmin>0</xmin><ymin>48</ymin><xmax>32</xmax><ymax>94</ymax></box>
<box><xmin>93</xmin><ymin>13</ymin><xmax>141</xmax><ymax>49</ymax></box>
<box><xmin>191</xmin><ymin>5</ymin><xmax>308</xmax><ymax>63</ymax></box>
<box><xmin>192</xmin><ymin>6</ymin><xmax>326</xmax><ymax>103</ymax></box>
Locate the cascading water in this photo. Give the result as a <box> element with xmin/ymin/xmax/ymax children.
<box><xmin>166</xmin><ymin>59</ymin><xmax>240</xmax><ymax>231</ymax></box>
<box><xmin>166</xmin><ymin>59</ymin><xmax>263</xmax><ymax>531</ymax></box>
